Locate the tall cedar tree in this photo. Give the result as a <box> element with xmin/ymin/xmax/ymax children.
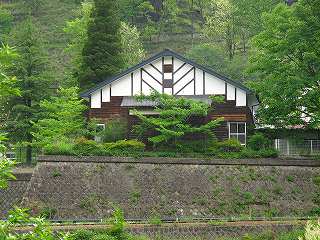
<box><xmin>6</xmin><ymin>18</ymin><xmax>51</xmax><ymax>164</ymax></box>
<box><xmin>81</xmin><ymin>0</ymin><xmax>124</xmax><ymax>89</ymax></box>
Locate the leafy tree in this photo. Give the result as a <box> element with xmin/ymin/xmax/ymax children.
<box><xmin>64</xmin><ymin>1</ymin><xmax>93</xmax><ymax>86</ymax></box>
<box><xmin>119</xmin><ymin>21</ymin><xmax>145</xmax><ymax>69</ymax></box>
<box><xmin>33</xmin><ymin>87</ymin><xmax>86</xmax><ymax>147</ymax></box>
<box><xmin>81</xmin><ymin>0</ymin><xmax>124</xmax><ymax>89</ymax></box>
<box><xmin>132</xmin><ymin>92</ymin><xmax>223</xmax><ymax>147</ymax></box>
<box><xmin>247</xmin><ymin>1</ymin><xmax>320</xmax><ymax>128</ymax></box>
<box><xmin>5</xmin><ymin>18</ymin><xmax>52</xmax><ymax>164</ymax></box>
<box><xmin>0</xmin><ymin>44</ymin><xmax>20</xmax><ymax>99</ymax></box>
<box><xmin>186</xmin><ymin>43</ymin><xmax>247</xmax><ymax>82</ymax></box>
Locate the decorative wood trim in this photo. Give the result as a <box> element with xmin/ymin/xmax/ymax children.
<box><xmin>193</xmin><ymin>68</ymin><xmax>196</xmax><ymax>95</ymax></box>
<box><xmin>203</xmin><ymin>71</ymin><xmax>205</xmax><ymax>95</ymax></box>
<box><xmin>163</xmin><ymin>64</ymin><xmax>173</xmax><ymax>73</ymax></box>
<box><xmin>173</xmin><ymin>67</ymin><xmax>194</xmax><ymax>86</ymax></box>
<box><xmin>172</xmin><ymin>56</ymin><xmax>174</xmax><ymax>92</ymax></box>
<box><xmin>131</xmin><ymin>73</ymin><xmax>133</xmax><ymax>96</ymax></box>
<box><xmin>173</xmin><ymin>62</ymin><xmax>186</xmax><ymax>74</ymax></box>
<box><xmin>235</xmin><ymin>88</ymin><xmax>237</xmax><ymax>102</ymax></box>
<box><xmin>225</xmin><ymin>82</ymin><xmax>227</xmax><ymax>100</ymax></box>
<box><xmin>150</xmin><ymin>63</ymin><xmax>162</xmax><ymax>75</ymax></box>
<box><xmin>100</xmin><ymin>89</ymin><xmax>103</xmax><ymax>104</ymax></box>
<box><xmin>162</xmin><ymin>57</ymin><xmax>164</xmax><ymax>93</ymax></box>
<box><xmin>110</xmin><ymin>84</ymin><xmax>112</xmax><ymax>98</ymax></box>
<box><xmin>174</xmin><ymin>78</ymin><xmax>194</xmax><ymax>95</ymax></box>
<box><xmin>142</xmin><ymin>68</ymin><xmax>162</xmax><ymax>86</ymax></box>
<box><xmin>140</xmin><ymin>68</ymin><xmax>142</xmax><ymax>93</ymax></box>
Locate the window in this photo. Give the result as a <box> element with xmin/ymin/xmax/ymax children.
<box><xmin>228</xmin><ymin>122</ymin><xmax>246</xmax><ymax>145</ymax></box>
<box><xmin>94</xmin><ymin>123</ymin><xmax>105</xmax><ymax>142</ymax></box>
<box><xmin>163</xmin><ymin>64</ymin><xmax>173</xmax><ymax>73</ymax></box>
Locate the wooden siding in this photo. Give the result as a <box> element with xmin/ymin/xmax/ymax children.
<box><xmin>87</xmin><ymin>97</ymin><xmax>253</xmax><ymax>141</ymax></box>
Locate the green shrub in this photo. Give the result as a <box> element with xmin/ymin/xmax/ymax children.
<box><xmin>247</xmin><ymin>133</ymin><xmax>271</xmax><ymax>151</ymax></box>
<box><xmin>92</xmin><ymin>234</ymin><xmax>116</xmax><ymax>240</ymax></box>
<box><xmin>100</xmin><ymin>119</ymin><xmax>127</xmax><ymax>143</ymax></box>
<box><xmin>43</xmin><ymin>140</ymin><xmax>75</xmax><ymax>155</ymax></box>
<box><xmin>68</xmin><ymin>229</ymin><xmax>95</xmax><ymax>240</ymax></box>
<box><xmin>73</xmin><ymin>137</ymin><xmax>105</xmax><ymax>156</ymax></box>
<box><xmin>104</xmin><ymin>139</ymin><xmax>145</xmax><ymax>156</ymax></box>
<box><xmin>210</xmin><ymin>139</ymin><xmax>243</xmax><ymax>153</ymax></box>
<box><xmin>313</xmin><ymin>176</ymin><xmax>320</xmax><ymax>187</ymax></box>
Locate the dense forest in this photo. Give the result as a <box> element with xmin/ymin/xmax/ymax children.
<box><xmin>0</xmin><ymin>0</ymin><xmax>319</xmax><ymax>163</ymax></box>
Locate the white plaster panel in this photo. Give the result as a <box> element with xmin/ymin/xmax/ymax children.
<box><xmin>195</xmin><ymin>68</ymin><xmax>204</xmax><ymax>95</ymax></box>
<box><xmin>101</xmin><ymin>85</ymin><xmax>110</xmax><ymax>102</ymax></box>
<box><xmin>151</xmin><ymin>59</ymin><xmax>162</xmax><ymax>72</ymax></box>
<box><xmin>173</xmin><ymin>69</ymin><xmax>194</xmax><ymax>95</ymax></box>
<box><xmin>204</xmin><ymin>73</ymin><xmax>225</xmax><ymax>95</ymax></box>
<box><xmin>90</xmin><ymin>90</ymin><xmax>101</xmax><ymax>108</ymax></box>
<box><xmin>173</xmin><ymin>58</ymin><xmax>184</xmax><ymax>72</ymax></box>
<box><xmin>236</xmin><ymin>88</ymin><xmax>247</xmax><ymax>106</ymax></box>
<box><xmin>227</xmin><ymin>84</ymin><xmax>235</xmax><ymax>100</ymax></box>
<box><xmin>163</xmin><ymin>56</ymin><xmax>172</xmax><ymax>64</ymax></box>
<box><xmin>143</xmin><ymin>64</ymin><xmax>162</xmax><ymax>81</ymax></box>
<box><xmin>111</xmin><ymin>74</ymin><xmax>131</xmax><ymax>96</ymax></box>
<box><xmin>176</xmin><ymin>81</ymin><xmax>194</xmax><ymax>95</ymax></box>
<box><xmin>164</xmin><ymin>72</ymin><xmax>172</xmax><ymax>79</ymax></box>
<box><xmin>132</xmin><ymin>70</ymin><xmax>141</xmax><ymax>95</ymax></box>
<box><xmin>174</xmin><ymin>64</ymin><xmax>193</xmax><ymax>83</ymax></box>
<box><xmin>164</xmin><ymin>88</ymin><xmax>172</xmax><ymax>95</ymax></box>
<box><xmin>142</xmin><ymin>81</ymin><xmax>154</xmax><ymax>95</ymax></box>
<box><xmin>142</xmin><ymin>70</ymin><xmax>162</xmax><ymax>92</ymax></box>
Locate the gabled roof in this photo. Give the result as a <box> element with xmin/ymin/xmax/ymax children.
<box><xmin>80</xmin><ymin>49</ymin><xmax>252</xmax><ymax>97</ymax></box>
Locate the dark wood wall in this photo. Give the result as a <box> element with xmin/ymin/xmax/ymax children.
<box><xmin>87</xmin><ymin>96</ymin><xmax>254</xmax><ymax>141</ymax></box>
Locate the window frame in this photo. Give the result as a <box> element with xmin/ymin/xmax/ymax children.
<box><xmin>228</xmin><ymin>122</ymin><xmax>247</xmax><ymax>145</ymax></box>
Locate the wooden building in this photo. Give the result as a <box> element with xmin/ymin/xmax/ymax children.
<box><xmin>80</xmin><ymin>49</ymin><xmax>259</xmax><ymax>145</ymax></box>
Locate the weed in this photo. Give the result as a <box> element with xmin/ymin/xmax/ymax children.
<box><xmin>130</xmin><ymin>190</ymin><xmax>141</xmax><ymax>204</ymax></box>
<box><xmin>313</xmin><ymin>176</ymin><xmax>320</xmax><ymax>187</ymax></box>
<box><xmin>51</xmin><ymin>169</ymin><xmax>61</xmax><ymax>177</ymax></box>
<box><xmin>286</xmin><ymin>175</ymin><xmax>294</xmax><ymax>182</ymax></box>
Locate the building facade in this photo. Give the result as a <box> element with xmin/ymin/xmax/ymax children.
<box><xmin>80</xmin><ymin>49</ymin><xmax>259</xmax><ymax>145</ymax></box>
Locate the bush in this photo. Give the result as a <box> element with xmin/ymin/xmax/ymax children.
<box><xmin>73</xmin><ymin>137</ymin><xmax>106</xmax><ymax>156</ymax></box>
<box><xmin>240</xmin><ymin>148</ymin><xmax>278</xmax><ymax>158</ymax></box>
<box><xmin>104</xmin><ymin>139</ymin><xmax>145</xmax><ymax>156</ymax></box>
<box><xmin>100</xmin><ymin>119</ymin><xmax>127</xmax><ymax>143</ymax></box>
<box><xmin>210</xmin><ymin>138</ymin><xmax>243</xmax><ymax>153</ymax></box>
<box><xmin>43</xmin><ymin>140</ymin><xmax>75</xmax><ymax>155</ymax></box>
<box><xmin>247</xmin><ymin>133</ymin><xmax>272</xmax><ymax>151</ymax></box>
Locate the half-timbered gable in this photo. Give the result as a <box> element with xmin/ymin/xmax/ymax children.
<box><xmin>80</xmin><ymin>49</ymin><xmax>259</xmax><ymax>144</ymax></box>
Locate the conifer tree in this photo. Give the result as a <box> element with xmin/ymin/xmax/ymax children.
<box><xmin>5</xmin><ymin>17</ymin><xmax>51</xmax><ymax>164</ymax></box>
<box><xmin>81</xmin><ymin>0</ymin><xmax>123</xmax><ymax>89</ymax></box>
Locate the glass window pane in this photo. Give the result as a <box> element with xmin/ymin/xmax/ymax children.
<box><xmin>230</xmin><ymin>123</ymin><xmax>237</xmax><ymax>133</ymax></box>
<box><xmin>238</xmin><ymin>123</ymin><xmax>246</xmax><ymax>133</ymax></box>
<box><xmin>238</xmin><ymin>135</ymin><xmax>246</xmax><ymax>144</ymax></box>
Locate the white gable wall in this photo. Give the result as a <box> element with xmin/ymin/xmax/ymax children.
<box><xmin>236</xmin><ymin>88</ymin><xmax>247</xmax><ymax>106</ymax></box>
<box><xmin>88</xmin><ymin>54</ymin><xmax>251</xmax><ymax>109</ymax></box>
<box><xmin>227</xmin><ymin>84</ymin><xmax>235</xmax><ymax>100</ymax></box>
<box><xmin>91</xmin><ymin>90</ymin><xmax>101</xmax><ymax>108</ymax></box>
<box><xmin>205</xmin><ymin>73</ymin><xmax>225</xmax><ymax>95</ymax></box>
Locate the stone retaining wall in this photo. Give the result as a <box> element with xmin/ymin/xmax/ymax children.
<box><xmin>20</xmin><ymin>156</ymin><xmax>320</xmax><ymax>220</ymax></box>
<box><xmin>0</xmin><ymin>172</ymin><xmax>32</xmax><ymax>219</ymax></box>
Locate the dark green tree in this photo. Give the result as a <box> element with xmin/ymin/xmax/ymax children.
<box><xmin>81</xmin><ymin>0</ymin><xmax>124</xmax><ymax>89</ymax></box>
<box><xmin>247</xmin><ymin>1</ymin><xmax>320</xmax><ymax>128</ymax></box>
<box><xmin>5</xmin><ymin>18</ymin><xmax>52</xmax><ymax>164</ymax></box>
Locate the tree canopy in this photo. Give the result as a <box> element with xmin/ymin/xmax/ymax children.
<box><xmin>247</xmin><ymin>0</ymin><xmax>320</xmax><ymax>128</ymax></box>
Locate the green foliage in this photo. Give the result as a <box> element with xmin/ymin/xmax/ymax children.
<box><xmin>132</xmin><ymin>92</ymin><xmax>223</xmax><ymax>147</ymax></box>
<box><xmin>247</xmin><ymin>1</ymin><xmax>320</xmax><ymax>128</ymax></box>
<box><xmin>104</xmin><ymin>139</ymin><xmax>145</xmax><ymax>156</ymax></box>
<box><xmin>73</xmin><ymin>137</ymin><xmax>105</xmax><ymax>156</ymax></box>
<box><xmin>64</xmin><ymin>1</ymin><xmax>93</xmax><ymax>82</ymax></box>
<box><xmin>313</xmin><ymin>176</ymin><xmax>320</xmax><ymax>187</ymax></box>
<box><xmin>0</xmin><ymin>8</ymin><xmax>13</xmax><ymax>44</ymax></box>
<box><xmin>210</xmin><ymin>138</ymin><xmax>243</xmax><ymax>153</ymax></box>
<box><xmin>5</xmin><ymin>17</ymin><xmax>52</xmax><ymax>164</ymax></box>
<box><xmin>81</xmin><ymin>0</ymin><xmax>124</xmax><ymax>89</ymax></box>
<box><xmin>0</xmin><ymin>158</ymin><xmax>16</xmax><ymax>189</ymax></box>
<box><xmin>100</xmin><ymin>119</ymin><xmax>127</xmax><ymax>143</ymax></box>
<box><xmin>0</xmin><ymin>44</ymin><xmax>20</xmax><ymax>99</ymax></box>
<box><xmin>43</xmin><ymin>141</ymin><xmax>75</xmax><ymax>156</ymax></box>
<box><xmin>33</xmin><ymin>87</ymin><xmax>86</xmax><ymax>147</ymax></box>
<box><xmin>119</xmin><ymin>21</ymin><xmax>145</xmax><ymax>69</ymax></box>
<box><xmin>247</xmin><ymin>133</ymin><xmax>272</xmax><ymax>151</ymax></box>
